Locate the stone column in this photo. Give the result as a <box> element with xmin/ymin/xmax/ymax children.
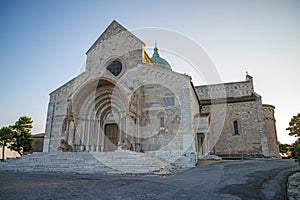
<box><xmin>96</xmin><ymin>119</ymin><xmax>101</xmax><ymax>151</ymax></box>
<box><xmin>80</xmin><ymin>119</ymin><xmax>86</xmax><ymax>151</ymax></box>
<box><xmin>205</xmin><ymin>132</ymin><xmax>209</xmax><ymax>155</ymax></box>
<box><xmin>64</xmin><ymin>120</ymin><xmax>70</xmax><ymax>143</ymax></box>
<box><xmin>125</xmin><ymin>115</ymin><xmax>128</xmax><ymax>138</ymax></box>
<box><xmin>91</xmin><ymin>118</ymin><xmax>96</xmax><ymax>152</ymax></box>
<box><xmin>101</xmin><ymin>123</ymin><xmax>105</xmax><ymax>152</ymax></box>
<box><xmin>137</xmin><ymin>109</ymin><xmax>141</xmax><ymax>145</ymax></box>
<box><xmin>72</xmin><ymin>122</ymin><xmax>76</xmax><ymax>145</ymax></box>
<box><xmin>86</xmin><ymin>118</ymin><xmax>91</xmax><ymax>151</ymax></box>
<box><xmin>117</xmin><ymin>115</ymin><xmax>123</xmax><ymax>149</ymax></box>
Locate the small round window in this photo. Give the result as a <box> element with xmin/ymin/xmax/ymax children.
<box><xmin>107</xmin><ymin>60</ymin><xmax>122</xmax><ymax>76</ymax></box>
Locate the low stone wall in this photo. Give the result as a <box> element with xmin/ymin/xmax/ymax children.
<box><xmin>148</xmin><ymin>150</ymin><xmax>196</xmax><ymax>168</ymax></box>
<box><xmin>287</xmin><ymin>172</ymin><xmax>300</xmax><ymax>200</ymax></box>
<box><xmin>216</xmin><ymin>152</ymin><xmax>265</xmax><ymax>159</ymax></box>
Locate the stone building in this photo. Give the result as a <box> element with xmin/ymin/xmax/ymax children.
<box><xmin>43</xmin><ymin>21</ymin><xmax>280</xmax><ymax>167</ymax></box>
<box><xmin>30</xmin><ymin>133</ymin><xmax>45</xmax><ymax>153</ymax></box>
<box><xmin>196</xmin><ymin>76</ymin><xmax>280</xmax><ymax>158</ymax></box>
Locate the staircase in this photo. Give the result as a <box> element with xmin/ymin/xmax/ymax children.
<box><xmin>0</xmin><ymin>151</ymin><xmax>175</xmax><ymax>175</ymax></box>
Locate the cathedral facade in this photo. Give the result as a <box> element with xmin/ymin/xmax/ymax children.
<box><xmin>43</xmin><ymin>21</ymin><xmax>280</xmax><ymax>167</ymax></box>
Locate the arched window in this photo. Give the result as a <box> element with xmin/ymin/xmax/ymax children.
<box><xmin>158</xmin><ymin>112</ymin><xmax>165</xmax><ymax>128</ymax></box>
<box><xmin>107</xmin><ymin>60</ymin><xmax>122</xmax><ymax>76</ymax></box>
<box><xmin>233</xmin><ymin>120</ymin><xmax>239</xmax><ymax>135</ymax></box>
<box><xmin>160</xmin><ymin>117</ymin><xmax>165</xmax><ymax>128</ymax></box>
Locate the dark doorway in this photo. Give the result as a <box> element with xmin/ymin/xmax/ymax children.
<box><xmin>104</xmin><ymin>123</ymin><xmax>119</xmax><ymax>151</ymax></box>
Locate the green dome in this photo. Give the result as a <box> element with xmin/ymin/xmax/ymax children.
<box><xmin>151</xmin><ymin>45</ymin><xmax>172</xmax><ymax>70</ymax></box>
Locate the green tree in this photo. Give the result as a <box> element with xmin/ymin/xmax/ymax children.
<box><xmin>9</xmin><ymin>116</ymin><xmax>33</xmax><ymax>156</ymax></box>
<box><xmin>293</xmin><ymin>143</ymin><xmax>300</xmax><ymax>164</ymax></box>
<box><xmin>287</xmin><ymin>113</ymin><xmax>300</xmax><ymax>164</ymax></box>
<box><xmin>286</xmin><ymin>113</ymin><xmax>300</xmax><ymax>139</ymax></box>
<box><xmin>0</xmin><ymin>126</ymin><xmax>13</xmax><ymax>161</ymax></box>
<box><xmin>279</xmin><ymin>142</ymin><xmax>290</xmax><ymax>154</ymax></box>
<box><xmin>278</xmin><ymin>142</ymin><xmax>292</xmax><ymax>158</ymax></box>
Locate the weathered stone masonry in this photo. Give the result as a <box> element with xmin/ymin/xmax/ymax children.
<box><xmin>43</xmin><ymin>21</ymin><xmax>280</xmax><ymax>168</ymax></box>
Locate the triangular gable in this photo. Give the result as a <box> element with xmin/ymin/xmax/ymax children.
<box><xmin>86</xmin><ymin>20</ymin><xmax>145</xmax><ymax>54</ymax></box>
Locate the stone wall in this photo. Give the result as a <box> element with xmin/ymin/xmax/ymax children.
<box><xmin>263</xmin><ymin>104</ymin><xmax>280</xmax><ymax>158</ymax></box>
<box><xmin>195</xmin><ymin>75</ymin><xmax>254</xmax><ymax>100</ymax></box>
<box><xmin>30</xmin><ymin>133</ymin><xmax>45</xmax><ymax>153</ymax></box>
<box><xmin>0</xmin><ymin>147</ymin><xmax>19</xmax><ymax>160</ymax></box>
<box><xmin>201</xmin><ymin>99</ymin><xmax>267</xmax><ymax>157</ymax></box>
<box><xmin>85</xmin><ymin>21</ymin><xmax>144</xmax><ymax>75</ymax></box>
<box><xmin>195</xmin><ymin>75</ymin><xmax>271</xmax><ymax>158</ymax></box>
<box><xmin>44</xmin><ymin>79</ymin><xmax>76</xmax><ymax>152</ymax></box>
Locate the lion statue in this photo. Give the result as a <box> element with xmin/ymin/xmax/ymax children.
<box><xmin>57</xmin><ymin>139</ymin><xmax>73</xmax><ymax>152</ymax></box>
<box><xmin>121</xmin><ymin>138</ymin><xmax>133</xmax><ymax>150</ymax></box>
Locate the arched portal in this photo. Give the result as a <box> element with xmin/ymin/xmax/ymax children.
<box><xmin>71</xmin><ymin>78</ymin><xmax>132</xmax><ymax>152</ymax></box>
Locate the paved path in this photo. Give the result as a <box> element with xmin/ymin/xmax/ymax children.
<box><xmin>0</xmin><ymin>159</ymin><xmax>299</xmax><ymax>200</ymax></box>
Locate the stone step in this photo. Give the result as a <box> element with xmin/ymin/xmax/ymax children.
<box><xmin>0</xmin><ymin>151</ymin><xmax>175</xmax><ymax>175</ymax></box>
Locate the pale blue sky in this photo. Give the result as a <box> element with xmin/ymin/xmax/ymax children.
<box><xmin>0</xmin><ymin>0</ymin><xmax>299</xmax><ymax>144</ymax></box>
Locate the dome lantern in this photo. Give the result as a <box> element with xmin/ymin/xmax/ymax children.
<box><xmin>151</xmin><ymin>43</ymin><xmax>172</xmax><ymax>70</ymax></box>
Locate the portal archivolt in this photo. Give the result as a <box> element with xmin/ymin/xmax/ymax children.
<box><xmin>67</xmin><ymin>78</ymin><xmax>134</xmax><ymax>152</ymax></box>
